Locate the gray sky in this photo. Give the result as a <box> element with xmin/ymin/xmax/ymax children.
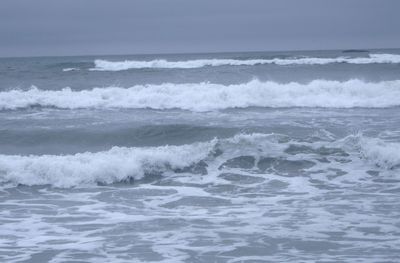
<box><xmin>1</xmin><ymin>0</ymin><xmax>399</xmax><ymax>57</ymax></box>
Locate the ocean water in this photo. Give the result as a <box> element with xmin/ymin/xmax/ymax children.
<box><xmin>1</xmin><ymin>49</ymin><xmax>400</xmax><ymax>262</ymax></box>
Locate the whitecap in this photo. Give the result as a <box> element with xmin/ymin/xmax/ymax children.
<box><xmin>62</xmin><ymin>68</ymin><xmax>80</xmax><ymax>72</ymax></box>
<box><xmin>1</xmin><ymin>79</ymin><xmax>400</xmax><ymax>111</ymax></box>
<box><xmin>91</xmin><ymin>54</ymin><xmax>400</xmax><ymax>71</ymax></box>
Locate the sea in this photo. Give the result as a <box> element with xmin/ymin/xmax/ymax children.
<box><xmin>1</xmin><ymin>49</ymin><xmax>400</xmax><ymax>262</ymax></box>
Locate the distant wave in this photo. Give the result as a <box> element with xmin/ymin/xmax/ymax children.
<box><xmin>62</xmin><ymin>68</ymin><xmax>80</xmax><ymax>72</ymax></box>
<box><xmin>91</xmin><ymin>54</ymin><xmax>400</xmax><ymax>70</ymax></box>
<box><xmin>1</xmin><ymin>133</ymin><xmax>398</xmax><ymax>187</ymax></box>
<box><xmin>1</xmin><ymin>79</ymin><xmax>400</xmax><ymax>111</ymax></box>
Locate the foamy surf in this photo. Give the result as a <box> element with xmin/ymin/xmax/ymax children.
<box><xmin>0</xmin><ymin>134</ymin><xmax>275</xmax><ymax>188</ymax></box>
<box><xmin>1</xmin><ymin>79</ymin><xmax>400</xmax><ymax>111</ymax></box>
<box><xmin>357</xmin><ymin>137</ymin><xmax>400</xmax><ymax>169</ymax></box>
<box><xmin>3</xmin><ymin>49</ymin><xmax>400</xmax><ymax>263</ymax></box>
<box><xmin>0</xmin><ymin>140</ymin><xmax>216</xmax><ymax>187</ymax></box>
<box><xmin>91</xmin><ymin>53</ymin><xmax>400</xmax><ymax>70</ymax></box>
<box><xmin>0</xmin><ymin>133</ymin><xmax>398</xmax><ymax>188</ymax></box>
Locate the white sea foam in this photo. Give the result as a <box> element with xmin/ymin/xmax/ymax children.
<box><xmin>0</xmin><ymin>133</ymin><xmax>398</xmax><ymax>188</ymax></box>
<box><xmin>62</xmin><ymin>68</ymin><xmax>80</xmax><ymax>72</ymax></box>
<box><xmin>339</xmin><ymin>134</ymin><xmax>400</xmax><ymax>169</ymax></box>
<box><xmin>92</xmin><ymin>53</ymin><xmax>400</xmax><ymax>70</ymax></box>
<box><xmin>0</xmin><ymin>141</ymin><xmax>215</xmax><ymax>187</ymax></box>
<box><xmin>0</xmin><ymin>133</ymin><xmax>272</xmax><ymax>188</ymax></box>
<box><xmin>2</xmin><ymin>134</ymin><xmax>399</xmax><ymax>262</ymax></box>
<box><xmin>1</xmin><ymin>79</ymin><xmax>400</xmax><ymax>111</ymax></box>
<box><xmin>358</xmin><ymin>137</ymin><xmax>400</xmax><ymax>169</ymax></box>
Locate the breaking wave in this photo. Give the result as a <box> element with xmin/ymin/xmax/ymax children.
<box><xmin>1</xmin><ymin>79</ymin><xmax>400</xmax><ymax>111</ymax></box>
<box><xmin>0</xmin><ymin>134</ymin><xmax>277</xmax><ymax>188</ymax></box>
<box><xmin>0</xmin><ymin>140</ymin><xmax>216</xmax><ymax>187</ymax></box>
<box><xmin>357</xmin><ymin>137</ymin><xmax>400</xmax><ymax>169</ymax></box>
<box><xmin>1</xmin><ymin>133</ymin><xmax>399</xmax><ymax>188</ymax></box>
<box><xmin>92</xmin><ymin>53</ymin><xmax>400</xmax><ymax>70</ymax></box>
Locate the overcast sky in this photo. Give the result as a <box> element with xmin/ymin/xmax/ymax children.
<box><xmin>1</xmin><ymin>0</ymin><xmax>399</xmax><ymax>57</ymax></box>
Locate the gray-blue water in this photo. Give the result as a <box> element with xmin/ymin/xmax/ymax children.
<box><xmin>1</xmin><ymin>49</ymin><xmax>400</xmax><ymax>262</ymax></box>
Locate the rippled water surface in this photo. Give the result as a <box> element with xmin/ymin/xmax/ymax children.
<box><xmin>1</xmin><ymin>50</ymin><xmax>400</xmax><ymax>262</ymax></box>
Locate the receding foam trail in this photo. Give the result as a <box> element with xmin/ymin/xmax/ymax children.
<box><xmin>1</xmin><ymin>79</ymin><xmax>400</xmax><ymax>111</ymax></box>
<box><xmin>92</xmin><ymin>54</ymin><xmax>400</xmax><ymax>70</ymax></box>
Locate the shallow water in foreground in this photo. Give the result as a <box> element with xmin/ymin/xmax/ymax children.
<box><xmin>1</xmin><ymin>108</ymin><xmax>400</xmax><ymax>262</ymax></box>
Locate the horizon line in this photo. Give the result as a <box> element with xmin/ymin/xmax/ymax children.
<box><xmin>0</xmin><ymin>46</ymin><xmax>399</xmax><ymax>60</ymax></box>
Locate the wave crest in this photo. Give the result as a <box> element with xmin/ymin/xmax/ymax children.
<box><xmin>358</xmin><ymin>137</ymin><xmax>400</xmax><ymax>169</ymax></box>
<box><xmin>1</xmin><ymin>79</ymin><xmax>400</xmax><ymax>111</ymax></box>
<box><xmin>1</xmin><ymin>133</ymin><xmax>399</xmax><ymax>188</ymax></box>
<box><xmin>92</xmin><ymin>54</ymin><xmax>400</xmax><ymax>70</ymax></box>
<box><xmin>0</xmin><ymin>141</ymin><xmax>216</xmax><ymax>187</ymax></box>
<box><xmin>0</xmin><ymin>134</ymin><xmax>279</xmax><ymax>188</ymax></box>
